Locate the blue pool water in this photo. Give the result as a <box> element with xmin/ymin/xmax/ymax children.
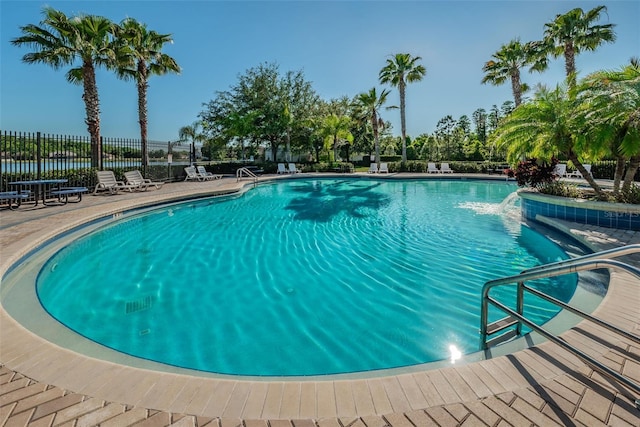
<box><xmin>36</xmin><ymin>179</ymin><xmax>576</xmax><ymax>376</ymax></box>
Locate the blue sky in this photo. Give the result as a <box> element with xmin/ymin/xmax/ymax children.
<box><xmin>1</xmin><ymin>0</ymin><xmax>638</xmax><ymax>143</ymax></box>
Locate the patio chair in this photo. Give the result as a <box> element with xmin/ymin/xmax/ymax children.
<box><xmin>553</xmin><ymin>163</ymin><xmax>567</xmax><ymax>178</ymax></box>
<box><xmin>277</xmin><ymin>163</ymin><xmax>289</xmax><ymax>174</ymax></box>
<box><xmin>288</xmin><ymin>163</ymin><xmax>301</xmax><ymax>174</ymax></box>
<box><xmin>197</xmin><ymin>165</ymin><xmax>222</xmax><ymax>180</ymax></box>
<box><xmin>93</xmin><ymin>171</ymin><xmax>137</xmax><ymax>194</ymax></box>
<box><xmin>184</xmin><ymin>166</ymin><xmax>202</xmax><ymax>181</ymax></box>
<box><xmin>125</xmin><ymin>170</ymin><xmax>165</xmax><ymax>191</ymax></box>
<box><xmin>440</xmin><ymin>163</ymin><xmax>454</xmax><ymax>173</ymax></box>
<box><xmin>427</xmin><ymin>162</ymin><xmax>440</xmax><ymax>173</ymax></box>
<box><xmin>368</xmin><ymin>163</ymin><xmax>378</xmax><ymax>173</ymax></box>
<box><xmin>567</xmin><ymin>164</ymin><xmax>591</xmax><ymax>179</ymax></box>
<box><xmin>379</xmin><ymin>163</ymin><xmax>389</xmax><ymax>173</ymax></box>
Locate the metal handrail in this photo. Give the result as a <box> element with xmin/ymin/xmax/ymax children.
<box><xmin>522</xmin><ymin>243</ymin><xmax>640</xmax><ymax>274</ymax></box>
<box><xmin>236</xmin><ymin>167</ymin><xmax>258</xmax><ymax>184</ymax></box>
<box><xmin>480</xmin><ymin>245</ymin><xmax>640</xmax><ymax>408</ymax></box>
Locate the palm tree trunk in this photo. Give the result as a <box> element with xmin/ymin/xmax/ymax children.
<box><xmin>511</xmin><ymin>71</ymin><xmax>522</xmax><ymax>106</ymax></box>
<box><xmin>373</xmin><ymin>116</ymin><xmax>380</xmax><ymax>168</ymax></box>
<box><xmin>137</xmin><ymin>61</ymin><xmax>149</xmax><ymax>167</ymax></box>
<box><xmin>82</xmin><ymin>60</ymin><xmax>101</xmax><ymax>168</ymax></box>
<box><xmin>612</xmin><ymin>155</ymin><xmax>626</xmax><ymax>195</ymax></box>
<box><xmin>610</xmin><ymin>123</ymin><xmax>630</xmax><ymax>195</ymax></box>
<box><xmin>622</xmin><ymin>154</ymin><xmax>640</xmax><ymax>193</ymax></box>
<box><xmin>400</xmin><ymin>83</ymin><xmax>407</xmax><ymax>163</ymax></box>
<box><xmin>568</xmin><ymin>152</ymin><xmax>606</xmax><ymax>200</ymax></box>
<box><xmin>564</xmin><ymin>42</ymin><xmax>577</xmax><ymax>88</ymax></box>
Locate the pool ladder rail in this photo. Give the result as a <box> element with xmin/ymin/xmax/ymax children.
<box><xmin>236</xmin><ymin>167</ymin><xmax>258</xmax><ymax>184</ymax></box>
<box><xmin>480</xmin><ymin>244</ymin><xmax>640</xmax><ymax>410</ymax></box>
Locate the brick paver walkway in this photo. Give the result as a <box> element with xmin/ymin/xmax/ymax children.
<box><xmin>1</xmin><ymin>174</ymin><xmax>639</xmax><ymax>426</ymax></box>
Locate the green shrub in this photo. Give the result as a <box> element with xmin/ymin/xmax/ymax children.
<box><xmin>538</xmin><ymin>181</ymin><xmax>584</xmax><ymax>198</ymax></box>
<box><xmin>514</xmin><ymin>158</ymin><xmax>557</xmax><ymax>188</ymax></box>
<box><xmin>616</xmin><ymin>183</ymin><xmax>640</xmax><ymax>204</ymax></box>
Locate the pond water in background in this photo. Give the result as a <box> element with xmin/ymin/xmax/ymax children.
<box><xmin>36</xmin><ymin>179</ymin><xmax>576</xmax><ymax>376</ymax></box>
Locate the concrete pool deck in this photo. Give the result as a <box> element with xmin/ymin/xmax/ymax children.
<box><xmin>1</xmin><ymin>173</ymin><xmax>639</xmax><ymax>426</ymax></box>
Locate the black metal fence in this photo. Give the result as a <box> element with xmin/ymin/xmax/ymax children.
<box><xmin>2</xmin><ymin>129</ymin><xmax>638</xmax><ymax>194</ymax></box>
<box><xmin>1</xmin><ymin>130</ymin><xmax>192</xmax><ymax>193</ymax></box>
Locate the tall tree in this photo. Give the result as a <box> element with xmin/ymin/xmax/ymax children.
<box><xmin>355</xmin><ymin>87</ymin><xmax>390</xmax><ymax>169</ymax></box>
<box><xmin>541</xmin><ymin>5</ymin><xmax>616</xmax><ymax>88</ymax></box>
<box><xmin>492</xmin><ymin>84</ymin><xmax>606</xmax><ymax>199</ymax></box>
<box><xmin>12</xmin><ymin>7</ymin><xmax>117</xmax><ymax>167</ymax></box>
<box><xmin>114</xmin><ymin>18</ymin><xmax>180</xmax><ymax>167</ymax></box>
<box><xmin>379</xmin><ymin>53</ymin><xmax>426</xmax><ymax>162</ymax></box>
<box><xmin>482</xmin><ymin>39</ymin><xmax>543</xmax><ymax>106</ymax></box>
<box><xmin>179</xmin><ymin>121</ymin><xmax>206</xmax><ymax>165</ymax></box>
<box><xmin>319</xmin><ymin>114</ymin><xmax>353</xmax><ymax>162</ymax></box>
<box><xmin>576</xmin><ymin>61</ymin><xmax>640</xmax><ymax>194</ymax></box>
<box><xmin>472</xmin><ymin>108</ymin><xmax>487</xmax><ymax>144</ymax></box>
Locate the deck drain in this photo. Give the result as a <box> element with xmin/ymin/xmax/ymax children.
<box><xmin>125</xmin><ymin>295</ymin><xmax>153</xmax><ymax>314</ymax></box>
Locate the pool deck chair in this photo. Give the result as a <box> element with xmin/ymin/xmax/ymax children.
<box><xmin>197</xmin><ymin>166</ymin><xmax>222</xmax><ymax>180</ymax></box>
<box><xmin>379</xmin><ymin>163</ymin><xmax>389</xmax><ymax>173</ymax></box>
<box><xmin>440</xmin><ymin>163</ymin><xmax>454</xmax><ymax>173</ymax></box>
<box><xmin>288</xmin><ymin>163</ymin><xmax>301</xmax><ymax>174</ymax></box>
<box><xmin>427</xmin><ymin>162</ymin><xmax>439</xmax><ymax>173</ymax></box>
<box><xmin>125</xmin><ymin>170</ymin><xmax>165</xmax><ymax>191</ymax></box>
<box><xmin>277</xmin><ymin>163</ymin><xmax>289</xmax><ymax>174</ymax></box>
<box><xmin>368</xmin><ymin>163</ymin><xmax>378</xmax><ymax>173</ymax></box>
<box><xmin>567</xmin><ymin>164</ymin><xmax>591</xmax><ymax>179</ymax></box>
<box><xmin>554</xmin><ymin>163</ymin><xmax>568</xmax><ymax>178</ymax></box>
<box><xmin>94</xmin><ymin>171</ymin><xmax>137</xmax><ymax>195</ymax></box>
<box><xmin>184</xmin><ymin>166</ymin><xmax>202</xmax><ymax>181</ymax></box>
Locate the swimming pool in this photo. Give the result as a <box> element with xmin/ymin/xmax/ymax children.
<box><xmin>35</xmin><ymin>178</ymin><xmax>576</xmax><ymax>376</ymax></box>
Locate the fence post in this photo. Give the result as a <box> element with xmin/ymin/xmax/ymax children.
<box><xmin>36</xmin><ymin>132</ymin><xmax>42</xmax><ymax>180</ymax></box>
<box><xmin>99</xmin><ymin>136</ymin><xmax>104</xmax><ymax>171</ymax></box>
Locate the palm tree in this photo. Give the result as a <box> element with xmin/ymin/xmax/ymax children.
<box><xmin>12</xmin><ymin>7</ymin><xmax>117</xmax><ymax>167</ymax></box>
<box><xmin>355</xmin><ymin>87</ymin><xmax>390</xmax><ymax>169</ymax></box>
<box><xmin>482</xmin><ymin>39</ymin><xmax>544</xmax><ymax>106</ymax></box>
<box><xmin>541</xmin><ymin>5</ymin><xmax>616</xmax><ymax>88</ymax></box>
<box><xmin>319</xmin><ymin>114</ymin><xmax>353</xmax><ymax>162</ymax></box>
<box><xmin>492</xmin><ymin>84</ymin><xmax>607</xmax><ymax>200</ymax></box>
<box><xmin>179</xmin><ymin>121</ymin><xmax>206</xmax><ymax>165</ymax></box>
<box><xmin>114</xmin><ymin>18</ymin><xmax>180</xmax><ymax>167</ymax></box>
<box><xmin>379</xmin><ymin>53</ymin><xmax>426</xmax><ymax>162</ymax></box>
<box><xmin>576</xmin><ymin>61</ymin><xmax>640</xmax><ymax>195</ymax></box>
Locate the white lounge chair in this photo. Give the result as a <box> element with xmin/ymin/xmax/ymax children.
<box><xmin>553</xmin><ymin>163</ymin><xmax>567</xmax><ymax>178</ymax></box>
<box><xmin>93</xmin><ymin>170</ymin><xmax>137</xmax><ymax>194</ymax></box>
<box><xmin>197</xmin><ymin>166</ymin><xmax>222</xmax><ymax>180</ymax></box>
<box><xmin>567</xmin><ymin>164</ymin><xmax>591</xmax><ymax>179</ymax></box>
<box><xmin>379</xmin><ymin>163</ymin><xmax>389</xmax><ymax>173</ymax></box>
<box><xmin>427</xmin><ymin>162</ymin><xmax>439</xmax><ymax>173</ymax></box>
<box><xmin>277</xmin><ymin>163</ymin><xmax>288</xmax><ymax>174</ymax></box>
<box><xmin>368</xmin><ymin>163</ymin><xmax>378</xmax><ymax>173</ymax></box>
<box><xmin>288</xmin><ymin>163</ymin><xmax>301</xmax><ymax>174</ymax></box>
<box><xmin>124</xmin><ymin>170</ymin><xmax>165</xmax><ymax>190</ymax></box>
<box><xmin>184</xmin><ymin>166</ymin><xmax>202</xmax><ymax>181</ymax></box>
<box><xmin>440</xmin><ymin>163</ymin><xmax>454</xmax><ymax>173</ymax></box>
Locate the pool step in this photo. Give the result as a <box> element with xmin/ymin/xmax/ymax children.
<box><xmin>485</xmin><ymin>315</ymin><xmax>519</xmax><ymax>347</ymax></box>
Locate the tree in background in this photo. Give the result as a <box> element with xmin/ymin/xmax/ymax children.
<box><xmin>200</xmin><ymin>63</ymin><xmax>316</xmax><ymax>162</ymax></box>
<box><xmin>379</xmin><ymin>53</ymin><xmax>426</xmax><ymax>163</ymax></box>
<box><xmin>114</xmin><ymin>18</ymin><xmax>180</xmax><ymax>167</ymax></box>
<box><xmin>482</xmin><ymin>38</ymin><xmax>544</xmax><ymax>106</ymax></box>
<box><xmin>320</xmin><ymin>114</ymin><xmax>353</xmax><ymax>162</ymax></box>
<box><xmin>356</xmin><ymin>88</ymin><xmax>390</xmax><ymax>169</ymax></box>
<box><xmin>179</xmin><ymin>121</ymin><xmax>206</xmax><ymax>165</ymax></box>
<box><xmin>540</xmin><ymin>5</ymin><xmax>616</xmax><ymax>88</ymax></box>
<box><xmin>12</xmin><ymin>7</ymin><xmax>118</xmax><ymax>167</ymax></box>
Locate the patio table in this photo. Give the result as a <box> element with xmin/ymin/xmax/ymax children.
<box><xmin>9</xmin><ymin>179</ymin><xmax>68</xmax><ymax>207</ymax></box>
